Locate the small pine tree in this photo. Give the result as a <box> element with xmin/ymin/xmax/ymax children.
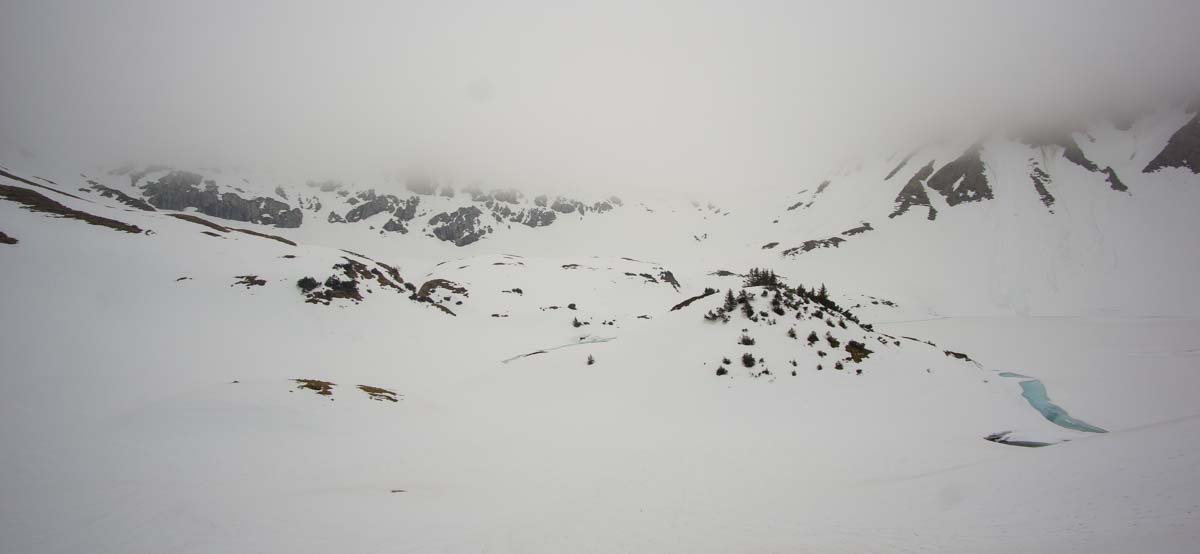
<box><xmin>741</xmin><ymin>353</ymin><xmax>756</xmax><ymax>367</ymax></box>
<box><xmin>587</xmin><ymin>354</ymin><xmax>595</xmax><ymax>365</ymax></box>
<box><xmin>297</xmin><ymin>276</ymin><xmax>320</xmax><ymax>292</ymax></box>
<box><xmin>787</xmin><ymin>327</ymin><xmax>797</xmax><ymax>339</ymax></box>
<box><xmin>807</xmin><ymin>331</ymin><xmax>819</xmax><ymax>345</ymax></box>
<box><xmin>723</xmin><ymin>289</ymin><xmax>737</xmax><ymax>311</ymax></box>
<box><xmin>572</xmin><ymin>317</ymin><xmax>582</xmax><ymax>328</ymax></box>
<box><xmin>817</xmin><ymin>284</ymin><xmax>828</xmax><ymax>300</ymax></box>
<box><xmin>834</xmin><ymin>361</ymin><xmax>844</xmax><ymax>370</ymax></box>
<box><xmin>738</xmin><ymin>334</ymin><xmax>756</xmax><ymax>346</ymax></box>
<box><xmin>716</xmin><ymin>366</ymin><xmax>728</xmax><ymax>376</ymax></box>
<box><xmin>741</xmin><ymin>298</ymin><xmax>755</xmax><ymax>319</ymax></box>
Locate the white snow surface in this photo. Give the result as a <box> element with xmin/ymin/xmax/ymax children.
<box><xmin>2</xmin><ymin>109</ymin><xmax>1199</xmax><ymax>552</ymax></box>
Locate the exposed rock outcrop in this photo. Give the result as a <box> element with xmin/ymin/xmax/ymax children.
<box><xmin>781</xmin><ymin>237</ymin><xmax>845</xmax><ymax>256</ymax></box>
<box><xmin>517</xmin><ymin>207</ymin><xmax>557</xmax><ymax>228</ymax></box>
<box><xmin>925</xmin><ymin>146</ymin><xmax>992</xmax><ymax>206</ymax></box>
<box><xmin>429</xmin><ymin>206</ymin><xmax>490</xmax><ymax>246</ymax></box>
<box><xmin>143</xmin><ymin>171</ymin><xmax>303</xmax><ymax>228</ymax></box>
<box><xmin>345</xmin><ymin>195</ymin><xmax>418</xmax><ymax>223</ymax></box>
<box><xmin>1103</xmin><ymin>167</ymin><xmax>1129</xmax><ymax>192</ymax></box>
<box><xmin>1143</xmin><ymin>114</ymin><xmax>1200</xmax><ymax>174</ymax></box>
<box><xmin>550</xmin><ymin>198</ymin><xmax>579</xmax><ymax>214</ymax></box>
<box><xmin>841</xmin><ymin>222</ymin><xmax>873</xmax><ymax>236</ymax></box>
<box><xmin>889</xmin><ymin>161</ymin><xmax>937</xmax><ymax>220</ymax></box>
<box><xmin>1029</xmin><ymin>161</ymin><xmax>1056</xmax><ymax>212</ymax></box>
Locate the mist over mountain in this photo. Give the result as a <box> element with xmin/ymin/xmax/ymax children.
<box><xmin>4</xmin><ymin>1</ymin><xmax>1200</xmax><ymax>197</ymax></box>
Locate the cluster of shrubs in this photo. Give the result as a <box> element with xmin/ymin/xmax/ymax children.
<box><xmin>295</xmin><ymin>275</ymin><xmax>359</xmax><ymax>296</ymax></box>
<box><xmin>743</xmin><ymin>267</ymin><xmax>783</xmax><ymax>288</ymax></box>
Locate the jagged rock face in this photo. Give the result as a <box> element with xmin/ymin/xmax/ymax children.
<box><xmin>344</xmin><ymin>195</ymin><xmax>394</xmax><ymax>222</ymax></box>
<box><xmin>344</xmin><ymin>197</ymin><xmax>394</xmax><ymax>222</ymax></box>
<box><xmin>551</xmin><ymin>197</ymin><xmax>589</xmax><ymax>214</ymax></box>
<box><xmin>382</xmin><ymin>217</ymin><xmax>409</xmax><ymax>233</ymax></box>
<box><xmin>327</xmin><ymin>211</ymin><xmax>345</xmax><ymax>223</ymax></box>
<box><xmin>1104</xmin><ymin>167</ymin><xmax>1129</xmax><ymax>192</ymax></box>
<box><xmin>1144</xmin><ymin>114</ymin><xmax>1200</xmax><ymax>174</ymax></box>
<box><xmin>889</xmin><ymin>161</ymin><xmax>937</xmax><ymax>220</ymax></box>
<box><xmin>925</xmin><ymin>146</ymin><xmax>992</xmax><ymax>206</ymax></box>
<box><xmin>489</xmin><ymin>203</ymin><xmax>516</xmax><ymax>222</ymax></box>
<box><xmin>518</xmin><ymin>207</ymin><xmax>557</xmax><ymax>228</ymax></box>
<box><xmin>143</xmin><ymin>171</ymin><xmax>303</xmax><ymax>228</ymax></box>
<box><xmin>429</xmin><ymin>206</ymin><xmax>490</xmax><ymax>246</ymax></box>
<box><xmin>335</xmin><ymin>193</ymin><xmax>420</xmax><ymax>233</ymax></box>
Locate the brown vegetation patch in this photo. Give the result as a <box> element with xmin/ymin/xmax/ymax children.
<box><xmin>167</xmin><ymin>213</ymin><xmax>296</xmax><ymax>246</ymax></box>
<box><xmin>845</xmin><ymin>340</ymin><xmax>874</xmax><ymax>363</ymax></box>
<box><xmin>0</xmin><ymin>182</ymin><xmax>145</xmax><ymax>234</ymax></box>
<box><xmin>168</xmin><ymin>213</ymin><xmax>231</xmax><ymax>232</ymax></box>
<box><xmin>294</xmin><ymin>379</ymin><xmax>335</xmax><ymax>396</ymax></box>
<box><xmin>1</xmin><ymin>168</ymin><xmax>87</xmax><ymax>200</ymax></box>
<box><xmin>416</xmin><ymin>278</ymin><xmax>468</xmax><ymax>301</ymax></box>
<box><xmin>0</xmin><ymin>230</ymin><xmax>16</xmax><ymax>245</ymax></box>
<box><xmin>231</xmin><ymin>228</ymin><xmax>296</xmax><ymax>246</ymax></box>
<box><xmin>944</xmin><ymin>350</ymin><xmax>976</xmax><ymax>363</ymax></box>
<box><xmin>358</xmin><ymin>385</ymin><xmax>400</xmax><ymax>402</ymax></box>
<box><xmin>233</xmin><ymin>275</ymin><xmax>266</xmax><ymax>288</ymax></box>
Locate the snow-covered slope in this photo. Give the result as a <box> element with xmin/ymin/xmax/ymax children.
<box><xmin>2</xmin><ymin>103</ymin><xmax>1199</xmax><ymax>552</ymax></box>
<box><xmin>753</xmin><ymin>106</ymin><xmax>1200</xmax><ymax>317</ymax></box>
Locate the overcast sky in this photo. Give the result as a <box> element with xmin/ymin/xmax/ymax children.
<box><xmin>2</xmin><ymin>0</ymin><xmax>1199</xmax><ymax>194</ymax></box>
